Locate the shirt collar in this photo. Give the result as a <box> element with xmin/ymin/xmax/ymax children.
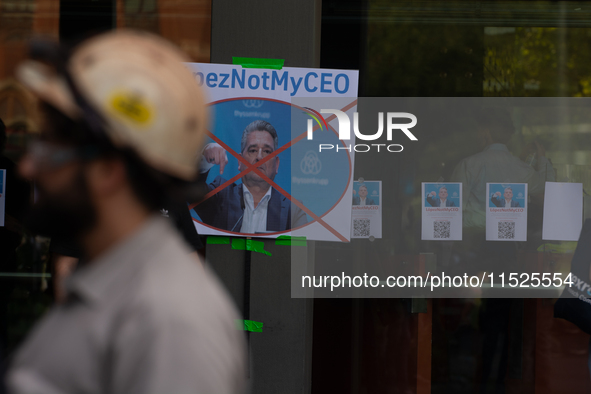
<box><xmin>65</xmin><ymin>215</ymin><xmax>171</xmax><ymax>304</ymax></box>
<box><xmin>483</xmin><ymin>143</ymin><xmax>509</xmax><ymax>152</ymax></box>
<box><xmin>242</xmin><ymin>184</ymin><xmax>272</xmax><ymax>203</ymax></box>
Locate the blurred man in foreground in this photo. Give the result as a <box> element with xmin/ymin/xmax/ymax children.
<box><xmin>7</xmin><ymin>31</ymin><xmax>246</xmax><ymax>394</ymax></box>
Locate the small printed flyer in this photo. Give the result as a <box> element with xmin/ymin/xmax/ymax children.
<box><xmin>351</xmin><ymin>181</ymin><xmax>382</xmax><ymax>239</ymax></box>
<box><xmin>421</xmin><ymin>183</ymin><xmax>462</xmax><ymax>241</ymax></box>
<box><xmin>0</xmin><ymin>169</ymin><xmax>5</xmax><ymax>226</ymax></box>
<box><xmin>486</xmin><ymin>183</ymin><xmax>527</xmax><ymax>241</ymax></box>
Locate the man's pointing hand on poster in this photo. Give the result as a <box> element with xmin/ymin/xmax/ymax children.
<box><xmin>202</xmin><ymin>143</ymin><xmax>228</xmax><ymax>174</ymax></box>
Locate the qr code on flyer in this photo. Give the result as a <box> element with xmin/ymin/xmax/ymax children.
<box><xmin>433</xmin><ymin>220</ymin><xmax>451</xmax><ymax>239</ymax></box>
<box><xmin>353</xmin><ymin>218</ymin><xmax>371</xmax><ymax>237</ymax></box>
<box><xmin>498</xmin><ymin>221</ymin><xmax>515</xmax><ymax>239</ymax></box>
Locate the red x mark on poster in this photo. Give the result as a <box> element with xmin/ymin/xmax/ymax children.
<box><xmin>190</xmin><ymin>99</ymin><xmax>358</xmax><ymax>242</ymax></box>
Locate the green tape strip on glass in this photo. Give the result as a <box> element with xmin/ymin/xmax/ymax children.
<box><xmin>236</xmin><ymin>319</ymin><xmax>263</xmax><ymax>332</ymax></box>
<box><xmin>232</xmin><ymin>57</ymin><xmax>284</xmax><ymax>70</ymax></box>
<box><xmin>231</xmin><ymin>238</ymin><xmax>246</xmax><ymax>250</ymax></box>
<box><xmin>276</xmin><ymin>235</ymin><xmax>307</xmax><ymax>246</ymax></box>
<box><xmin>231</xmin><ymin>238</ymin><xmax>272</xmax><ymax>256</ymax></box>
<box><xmin>206</xmin><ymin>236</ymin><xmax>230</xmax><ymax>245</ymax></box>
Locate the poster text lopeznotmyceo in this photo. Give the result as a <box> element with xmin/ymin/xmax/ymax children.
<box><xmin>192</xmin><ymin>69</ymin><xmax>352</xmax><ymax>96</ymax></box>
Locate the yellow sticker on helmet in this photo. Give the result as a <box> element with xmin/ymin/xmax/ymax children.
<box><xmin>109</xmin><ymin>91</ymin><xmax>153</xmax><ymax>125</ymax></box>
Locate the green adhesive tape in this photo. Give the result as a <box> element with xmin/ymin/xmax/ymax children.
<box><xmin>231</xmin><ymin>238</ymin><xmax>272</xmax><ymax>256</ymax></box>
<box><xmin>206</xmin><ymin>236</ymin><xmax>230</xmax><ymax>245</ymax></box>
<box><xmin>231</xmin><ymin>238</ymin><xmax>247</xmax><ymax>250</ymax></box>
<box><xmin>232</xmin><ymin>57</ymin><xmax>284</xmax><ymax>70</ymax></box>
<box><xmin>276</xmin><ymin>235</ymin><xmax>307</xmax><ymax>246</ymax></box>
<box><xmin>236</xmin><ymin>319</ymin><xmax>263</xmax><ymax>333</ymax></box>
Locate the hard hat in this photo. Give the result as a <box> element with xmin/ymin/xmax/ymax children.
<box><xmin>16</xmin><ymin>29</ymin><xmax>208</xmax><ymax>180</ymax></box>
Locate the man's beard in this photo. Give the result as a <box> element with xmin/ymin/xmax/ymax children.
<box><xmin>24</xmin><ymin>170</ymin><xmax>97</xmax><ymax>240</ymax></box>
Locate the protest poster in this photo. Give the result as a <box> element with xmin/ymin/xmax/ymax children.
<box><xmin>351</xmin><ymin>181</ymin><xmax>382</xmax><ymax>239</ymax></box>
<box><xmin>186</xmin><ymin>63</ymin><xmax>359</xmax><ymax>241</ymax></box>
<box><xmin>421</xmin><ymin>182</ymin><xmax>462</xmax><ymax>241</ymax></box>
<box><xmin>486</xmin><ymin>183</ymin><xmax>527</xmax><ymax>241</ymax></box>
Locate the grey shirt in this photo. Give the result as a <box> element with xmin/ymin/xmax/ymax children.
<box><xmin>7</xmin><ymin>216</ymin><xmax>246</xmax><ymax>394</ymax></box>
<box><xmin>451</xmin><ymin>143</ymin><xmax>555</xmax><ymax>229</ymax></box>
